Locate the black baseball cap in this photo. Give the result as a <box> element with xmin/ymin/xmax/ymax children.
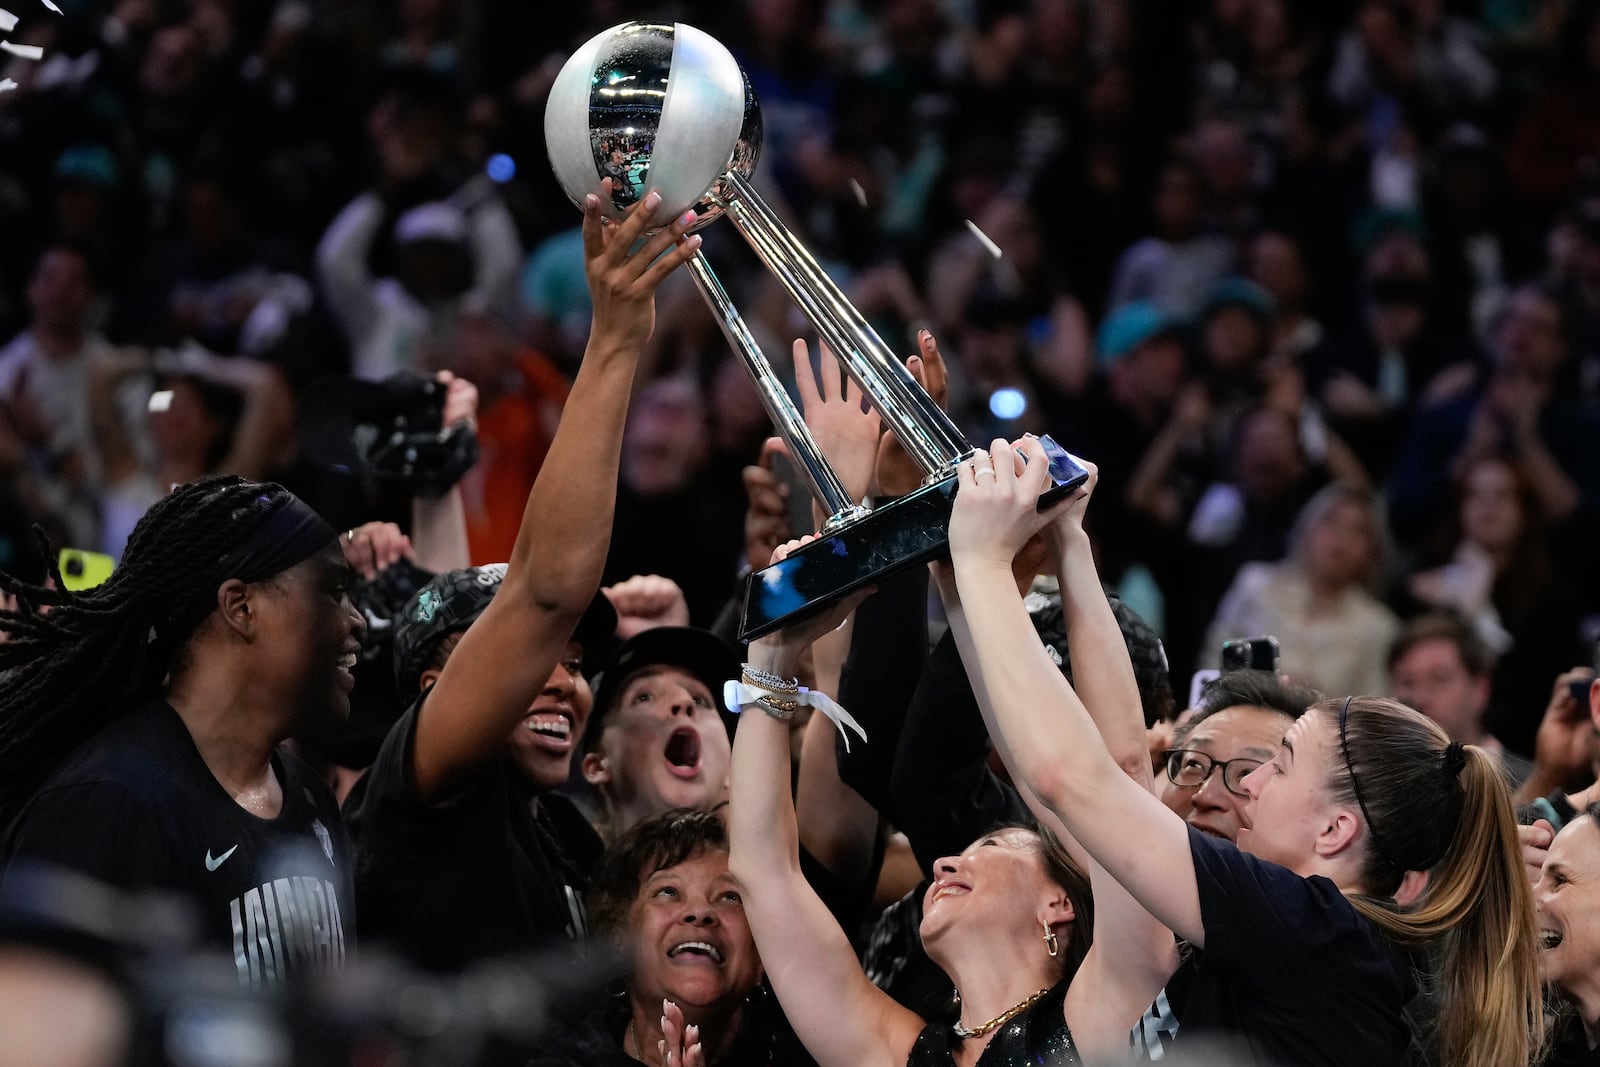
<box><xmin>392</xmin><ymin>564</ymin><xmax>618</xmax><ymax>696</ymax></box>
<box><xmin>1026</xmin><ymin>588</ymin><xmax>1174</xmax><ymax>727</ymax></box>
<box><xmin>582</xmin><ymin>627</ymin><xmax>741</xmax><ymax>754</ymax></box>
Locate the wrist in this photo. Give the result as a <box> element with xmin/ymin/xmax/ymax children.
<box><xmin>952</xmin><ymin>553</ymin><xmax>1016</xmax><ymax>578</ymax></box>
<box><xmin>1521</xmin><ymin>768</ymin><xmax>1564</xmax><ymax>801</ymax></box>
<box><xmin>746</xmin><ymin>639</ymin><xmax>803</xmax><ymax>677</ymax></box>
<box><xmin>1050</xmin><ymin>526</ymin><xmax>1091</xmax><ymax>553</ymax></box>
<box><xmin>583</xmin><ymin>335</ymin><xmax>636</xmax><ymax>363</ymax></box>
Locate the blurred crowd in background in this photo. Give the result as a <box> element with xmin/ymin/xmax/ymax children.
<box><xmin>3</xmin><ymin>0</ymin><xmax>1600</xmax><ymax>761</ymax></box>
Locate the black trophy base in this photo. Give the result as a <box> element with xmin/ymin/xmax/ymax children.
<box><xmin>737</xmin><ymin>435</ymin><xmax>1089</xmax><ymax>641</ymax></box>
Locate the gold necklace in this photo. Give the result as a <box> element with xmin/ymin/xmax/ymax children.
<box><xmin>951</xmin><ymin>988</ymin><xmax>1050</xmax><ymax>1039</ymax></box>
<box><xmin>626</xmin><ymin>1020</ymin><xmax>648</xmax><ymax>1063</ymax></box>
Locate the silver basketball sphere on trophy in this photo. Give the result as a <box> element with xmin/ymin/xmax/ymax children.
<box><xmin>544</xmin><ymin>21</ymin><xmax>762</xmax><ymax>232</ymax></box>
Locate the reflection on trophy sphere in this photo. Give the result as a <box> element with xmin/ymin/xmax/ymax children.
<box><xmin>544</xmin><ymin>21</ymin><xmax>763</xmax><ymax>232</ymax></box>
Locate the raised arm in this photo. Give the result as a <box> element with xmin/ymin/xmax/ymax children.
<box><xmin>411</xmin><ymin>187</ymin><xmax>699</xmax><ymax>800</ymax></box>
<box><xmin>925</xmin><ymin>508</ymin><xmax>1176</xmax><ymax>1056</ymax></box>
<box><xmin>190</xmin><ymin>350</ymin><xmax>294</xmax><ymax>480</ymax></box>
<box><xmin>409</xmin><ymin>371</ymin><xmax>476</xmax><ymax>575</ymax></box>
<box><xmin>85</xmin><ymin>348</ymin><xmax>150</xmax><ymax>488</ymax></box>
<box><xmin>727</xmin><ymin>577</ymin><xmax>921</xmax><ymax>1067</ymax></box>
<box><xmin>1038</xmin><ymin>468</ymin><xmax>1179</xmax><ymax>1052</ymax></box>
<box><xmin>314</xmin><ymin>192</ymin><xmax>385</xmax><ymax>354</ymax></box>
<box><xmin>794</xmin><ymin>609</ymin><xmax>881</xmax><ymax>893</ymax></box>
<box><xmin>948</xmin><ymin>440</ymin><xmax>1204</xmax><ymax>947</ymax></box>
<box><xmin>788</xmin><ymin>338</ymin><xmax>904</xmax><ymax>868</ymax></box>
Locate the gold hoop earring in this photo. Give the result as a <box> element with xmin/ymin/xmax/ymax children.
<box><xmin>1042</xmin><ymin>920</ymin><xmax>1058</xmax><ymax>958</ymax></box>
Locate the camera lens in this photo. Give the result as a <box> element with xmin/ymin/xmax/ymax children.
<box><xmin>65</xmin><ymin>556</ymin><xmax>84</xmax><ymax>578</ymax></box>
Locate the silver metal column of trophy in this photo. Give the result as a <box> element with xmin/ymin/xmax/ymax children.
<box><xmin>545</xmin><ymin>21</ymin><xmax>1089</xmax><ymax>640</ymax></box>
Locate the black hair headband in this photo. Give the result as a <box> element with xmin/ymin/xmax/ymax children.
<box><xmin>157</xmin><ymin>494</ymin><xmax>336</xmax><ymax>645</ymax></box>
<box><xmin>1338</xmin><ymin>694</ymin><xmax>1401</xmax><ymax>873</ymax></box>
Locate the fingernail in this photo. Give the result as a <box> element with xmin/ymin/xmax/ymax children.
<box><xmin>687</xmin><ymin>234</ymin><xmax>703</xmax><ymax>249</ymax></box>
<box><xmin>584</xmin><ymin>194</ymin><xmax>599</xmax><ymax>210</ymax></box>
<box><xmin>680</xmin><ymin>209</ymin><xmax>697</xmax><ymax>227</ymax></box>
<box><xmin>645</xmin><ymin>190</ymin><xmax>662</xmax><ymax>209</ymax></box>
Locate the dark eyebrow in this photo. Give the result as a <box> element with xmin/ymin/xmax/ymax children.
<box><xmin>318</xmin><ymin>555</ymin><xmax>354</xmax><ymax>582</ymax></box>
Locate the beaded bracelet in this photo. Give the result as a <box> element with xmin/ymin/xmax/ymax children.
<box><xmin>740</xmin><ymin>663</ymin><xmax>799</xmax><ymax>693</ymax></box>
<box><xmin>723</xmin><ymin>679</ymin><xmax>869</xmax><ymax>750</ymax></box>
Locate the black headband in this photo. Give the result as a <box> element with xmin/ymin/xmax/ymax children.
<box><xmin>157</xmin><ymin>493</ymin><xmax>337</xmax><ymax>644</ymax></box>
<box><xmin>1338</xmin><ymin>694</ymin><xmax>1402</xmax><ymax>873</ymax></box>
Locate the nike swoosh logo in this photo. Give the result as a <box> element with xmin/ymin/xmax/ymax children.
<box><xmin>204</xmin><ymin>845</ymin><xmax>239</xmax><ymax>872</ymax></box>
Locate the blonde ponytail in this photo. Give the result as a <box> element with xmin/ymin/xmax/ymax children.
<box><xmin>1348</xmin><ymin>747</ymin><xmax>1542</xmax><ymax>1067</ymax></box>
<box><xmin>1330</xmin><ymin>698</ymin><xmax>1543</xmax><ymax>1067</ymax></box>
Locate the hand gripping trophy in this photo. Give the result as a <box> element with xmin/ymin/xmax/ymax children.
<box><xmin>545</xmin><ymin>21</ymin><xmax>1088</xmax><ymax>639</ymax></box>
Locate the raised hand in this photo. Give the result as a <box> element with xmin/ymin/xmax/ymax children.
<box><xmin>948</xmin><ymin>438</ymin><xmax>1077</xmax><ymax>569</ymax></box>
<box><xmin>1043</xmin><ymin>452</ymin><xmax>1100</xmax><ymax>549</ymax></box>
<box><xmin>741</xmin><ymin>438</ymin><xmax>794</xmax><ymax>571</ymax></box>
<box><xmin>435</xmin><ymin>370</ymin><xmax>479</xmax><ymax>433</ymax></box>
<box><xmin>341</xmin><ymin>522</ymin><xmax>415</xmax><ymax>580</ymax></box>
<box><xmin>875</xmin><ymin>330</ymin><xmax>949</xmax><ymax>497</ymax></box>
<box><xmin>754</xmin><ymin>536</ymin><xmax>875</xmax><ymax>659</ymax></box>
<box><xmin>793</xmin><ymin>339</ymin><xmax>880</xmax><ymax>508</ymax></box>
<box><xmin>1524</xmin><ymin>669</ymin><xmax>1598</xmax><ymax>797</ymax></box>
<box><xmin>583</xmin><ymin>179</ymin><xmax>702</xmax><ymax>354</ymax></box>
<box><xmin>660</xmin><ymin>999</ymin><xmax>706</xmax><ymax>1067</ymax></box>
<box><xmin>604</xmin><ymin>574</ymin><xmax>690</xmax><ymax>639</ymax></box>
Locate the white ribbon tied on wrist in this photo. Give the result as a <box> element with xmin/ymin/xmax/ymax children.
<box><xmin>723</xmin><ymin>680</ymin><xmax>868</xmax><ymax>751</ymax></box>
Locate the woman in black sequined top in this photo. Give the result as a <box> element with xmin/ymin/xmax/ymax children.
<box><xmin>727</xmin><ymin>532</ymin><xmax>1177</xmax><ymax>1067</ymax></box>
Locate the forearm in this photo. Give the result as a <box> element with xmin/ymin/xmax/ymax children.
<box><xmin>1125</xmin><ymin>427</ymin><xmax>1184</xmax><ymax>516</ymax></box>
<box><xmin>1516</xmin><ymin>437</ymin><xmax>1580</xmax><ymax>520</ymax></box>
<box><xmin>797</xmin><ymin>616</ymin><xmax>880</xmax><ymax>884</ymax></box>
<box><xmin>951</xmin><ymin>558</ymin><xmax>1122</xmax><ymax>811</ymax></box>
<box><xmin>87</xmin><ymin>356</ymin><xmax>144</xmax><ymax>483</ymax></box>
<box><xmin>220</xmin><ymin>362</ymin><xmax>294</xmax><ymax>478</ymax></box>
<box><xmin>1320</xmin><ymin>427</ymin><xmax>1372</xmax><ymax>491</ymax></box>
<box><xmin>729</xmin><ymin>637</ymin><xmax>908</xmax><ymax>1067</ymax></box>
<box><xmin>315</xmin><ymin>193</ymin><xmax>383</xmax><ymax>333</ymax></box>
<box><xmin>1053</xmin><ymin>530</ymin><xmax>1154</xmax><ymax>786</ymax></box>
<box><xmin>729</xmin><ymin>642</ymin><xmax>809</xmax><ymax>883</ymax></box>
<box><xmin>411</xmin><ymin>487</ymin><xmax>471</xmax><ymax>574</ymax></box>
<box><xmin>935</xmin><ymin>566</ymin><xmax>1027</xmax><ymax>780</ymax></box>
<box><xmin>502</xmin><ymin>334</ymin><xmax>636</xmax><ymax>614</ymax></box>
<box><xmin>952</xmin><ymin>553</ymin><xmax>1204</xmax><ymax>943</ymax></box>
<box><xmin>796</xmin><ymin>691</ymin><xmax>880</xmax><ymax>888</ymax></box>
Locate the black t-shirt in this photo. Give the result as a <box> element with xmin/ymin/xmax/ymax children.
<box><xmin>1131</xmin><ymin>826</ymin><xmax>1415</xmax><ymax>1066</ymax></box>
<box><xmin>1</xmin><ymin>700</ymin><xmax>352</xmax><ymax>988</ymax></box>
<box><xmin>344</xmin><ymin>692</ymin><xmax>604</xmax><ymax>971</ymax></box>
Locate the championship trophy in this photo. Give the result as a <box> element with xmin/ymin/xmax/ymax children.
<box><xmin>545</xmin><ymin>21</ymin><xmax>1089</xmax><ymax>640</ymax></box>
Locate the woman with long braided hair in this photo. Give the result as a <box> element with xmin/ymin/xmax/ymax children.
<box><xmin>0</xmin><ymin>475</ymin><xmax>365</xmax><ymax>986</ymax></box>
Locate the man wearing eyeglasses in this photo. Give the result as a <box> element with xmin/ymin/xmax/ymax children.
<box><xmin>1159</xmin><ymin>670</ymin><xmax>1319</xmax><ymax>842</ymax></box>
